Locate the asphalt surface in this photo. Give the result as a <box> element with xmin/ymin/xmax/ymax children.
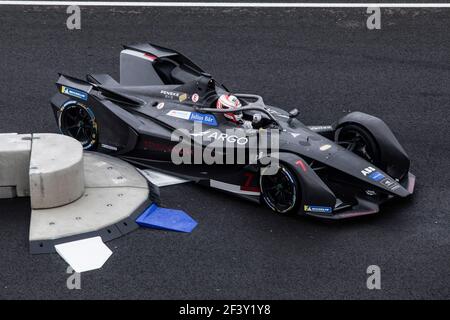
<box><xmin>0</xmin><ymin>4</ymin><xmax>449</xmax><ymax>300</ymax></box>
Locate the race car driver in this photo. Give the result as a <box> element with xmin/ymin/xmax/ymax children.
<box><xmin>216</xmin><ymin>94</ymin><xmax>256</xmax><ymax>129</ymax></box>
<box><xmin>216</xmin><ymin>94</ymin><xmax>242</xmax><ymax>122</ymax></box>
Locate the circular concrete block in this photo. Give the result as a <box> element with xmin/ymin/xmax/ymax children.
<box><xmin>29</xmin><ymin>134</ymin><xmax>85</xmax><ymax>209</ymax></box>
<box><xmin>29</xmin><ymin>152</ymin><xmax>150</xmax><ymax>246</ymax></box>
<box><xmin>0</xmin><ymin>133</ymin><xmax>32</xmax><ymax>198</ymax></box>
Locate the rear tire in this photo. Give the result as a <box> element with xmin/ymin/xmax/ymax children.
<box><xmin>260</xmin><ymin>164</ymin><xmax>300</xmax><ymax>214</ymax></box>
<box><xmin>59</xmin><ymin>102</ymin><xmax>98</xmax><ymax>150</ymax></box>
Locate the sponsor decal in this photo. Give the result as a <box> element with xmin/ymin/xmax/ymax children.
<box><xmin>290</xmin><ymin>132</ymin><xmax>301</xmax><ymax>138</ymax></box>
<box><xmin>100</xmin><ymin>144</ymin><xmax>118</xmax><ymax>151</ymax></box>
<box><xmin>156</xmin><ymin>102</ymin><xmax>165</xmax><ymax>110</ymax></box>
<box><xmin>363</xmin><ymin>166</ymin><xmax>391</xmax><ymax>185</ymax></box>
<box><xmin>190</xmin><ymin>130</ymin><xmax>248</xmax><ymax>145</ymax></box>
<box><xmin>304</xmin><ymin>205</ymin><xmax>332</xmax><ymax>214</ymax></box>
<box><xmin>167</xmin><ymin>110</ymin><xmax>191</xmax><ymax>120</ymax></box>
<box><xmin>166</xmin><ymin>110</ymin><xmax>217</xmax><ymax>126</ymax></box>
<box><xmin>363</xmin><ymin>168</ymin><xmax>401</xmax><ymax>191</ymax></box>
<box><xmin>179</xmin><ymin>93</ymin><xmax>187</xmax><ymax>102</ymax></box>
<box><xmin>380</xmin><ymin>177</ymin><xmax>395</xmax><ymax>187</ymax></box>
<box><xmin>308</xmin><ymin>125</ymin><xmax>333</xmax><ymax>131</ymax></box>
<box><xmin>61</xmin><ymin>86</ymin><xmax>88</xmax><ymax>101</ymax></box>
<box><xmin>160</xmin><ymin>90</ymin><xmax>187</xmax><ymax>100</ymax></box>
<box><xmin>368</xmin><ymin>171</ymin><xmax>385</xmax><ymax>182</ymax></box>
<box><xmin>191</xmin><ymin>93</ymin><xmax>199</xmax><ymax>103</ymax></box>
<box><xmin>361</xmin><ymin>166</ymin><xmax>376</xmax><ymax>176</ymax></box>
<box><xmin>320</xmin><ymin>144</ymin><xmax>332</xmax><ymax>151</ymax></box>
<box><xmin>189</xmin><ymin>112</ymin><xmax>217</xmax><ymax>126</ymax></box>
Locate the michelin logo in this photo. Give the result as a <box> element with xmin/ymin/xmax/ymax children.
<box><xmin>61</xmin><ymin>86</ymin><xmax>88</xmax><ymax>101</ymax></box>
<box><xmin>167</xmin><ymin>110</ymin><xmax>217</xmax><ymax>126</ymax></box>
<box><xmin>304</xmin><ymin>205</ymin><xmax>332</xmax><ymax>214</ymax></box>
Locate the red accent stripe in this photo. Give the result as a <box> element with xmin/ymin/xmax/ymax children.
<box><xmin>295</xmin><ymin>159</ymin><xmax>307</xmax><ymax>172</ymax></box>
<box><xmin>144</xmin><ymin>53</ymin><xmax>157</xmax><ymax>61</ymax></box>
<box><xmin>336</xmin><ymin>209</ymin><xmax>377</xmax><ymax>219</ymax></box>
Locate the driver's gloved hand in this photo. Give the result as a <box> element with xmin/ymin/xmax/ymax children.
<box><xmin>243</xmin><ymin>121</ymin><xmax>253</xmax><ymax>130</ymax></box>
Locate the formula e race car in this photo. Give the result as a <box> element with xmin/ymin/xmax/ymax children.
<box><xmin>50</xmin><ymin>43</ymin><xmax>415</xmax><ymax>219</ymax></box>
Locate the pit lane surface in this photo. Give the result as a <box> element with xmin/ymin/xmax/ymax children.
<box><xmin>0</xmin><ymin>4</ymin><xmax>449</xmax><ymax>299</ymax></box>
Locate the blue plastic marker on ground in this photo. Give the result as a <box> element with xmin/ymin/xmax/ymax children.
<box><xmin>136</xmin><ymin>204</ymin><xmax>198</xmax><ymax>233</ymax></box>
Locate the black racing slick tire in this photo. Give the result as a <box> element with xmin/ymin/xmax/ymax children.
<box><xmin>335</xmin><ymin>124</ymin><xmax>383</xmax><ymax>168</ymax></box>
<box><xmin>260</xmin><ymin>164</ymin><xmax>300</xmax><ymax>214</ymax></box>
<box><xmin>58</xmin><ymin>101</ymin><xmax>98</xmax><ymax>150</ymax></box>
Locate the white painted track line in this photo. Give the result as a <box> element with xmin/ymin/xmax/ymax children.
<box><xmin>0</xmin><ymin>2</ymin><xmax>450</xmax><ymax>9</ymax></box>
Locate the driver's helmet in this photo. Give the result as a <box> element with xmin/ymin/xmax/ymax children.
<box><xmin>216</xmin><ymin>94</ymin><xmax>242</xmax><ymax>122</ymax></box>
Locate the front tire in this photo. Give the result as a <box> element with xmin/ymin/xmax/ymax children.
<box><xmin>334</xmin><ymin>113</ymin><xmax>410</xmax><ymax>180</ymax></box>
<box><xmin>260</xmin><ymin>165</ymin><xmax>300</xmax><ymax>214</ymax></box>
<box><xmin>335</xmin><ymin>124</ymin><xmax>382</xmax><ymax>168</ymax></box>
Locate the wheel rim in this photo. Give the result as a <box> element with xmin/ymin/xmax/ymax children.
<box><xmin>260</xmin><ymin>167</ymin><xmax>297</xmax><ymax>213</ymax></box>
<box><xmin>60</xmin><ymin>104</ymin><xmax>97</xmax><ymax>149</ymax></box>
<box><xmin>337</xmin><ymin>128</ymin><xmax>376</xmax><ymax>163</ymax></box>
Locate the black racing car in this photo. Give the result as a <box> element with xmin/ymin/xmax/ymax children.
<box><xmin>50</xmin><ymin>42</ymin><xmax>415</xmax><ymax>219</ymax></box>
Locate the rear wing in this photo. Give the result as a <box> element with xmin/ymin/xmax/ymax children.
<box><xmin>123</xmin><ymin>42</ymin><xmax>205</xmax><ymax>74</ymax></box>
<box><xmin>120</xmin><ymin>42</ymin><xmax>207</xmax><ymax>86</ymax></box>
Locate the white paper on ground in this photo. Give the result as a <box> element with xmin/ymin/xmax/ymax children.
<box><xmin>54</xmin><ymin>236</ymin><xmax>113</xmax><ymax>273</ymax></box>
<box><xmin>138</xmin><ymin>168</ymin><xmax>189</xmax><ymax>187</ymax></box>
